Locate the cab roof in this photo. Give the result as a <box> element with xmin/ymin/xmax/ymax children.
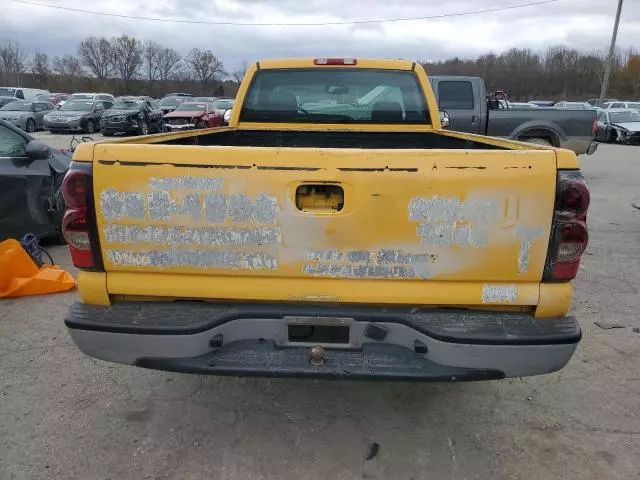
<box><xmin>256</xmin><ymin>58</ymin><xmax>416</xmax><ymax>71</ymax></box>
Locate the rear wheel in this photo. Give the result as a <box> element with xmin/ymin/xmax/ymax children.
<box><xmin>523</xmin><ymin>138</ymin><xmax>552</xmax><ymax>146</ymax></box>
<box><xmin>25</xmin><ymin>119</ymin><xmax>36</xmax><ymax>133</ymax></box>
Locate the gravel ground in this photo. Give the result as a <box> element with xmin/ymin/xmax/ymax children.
<box><xmin>1</xmin><ymin>143</ymin><xmax>639</xmax><ymax>480</ymax></box>
<box><xmin>35</xmin><ymin>131</ymin><xmax>111</xmax><ymax>150</ymax></box>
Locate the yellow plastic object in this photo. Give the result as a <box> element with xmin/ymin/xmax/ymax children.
<box><xmin>0</xmin><ymin>239</ymin><xmax>76</xmax><ymax>298</ymax></box>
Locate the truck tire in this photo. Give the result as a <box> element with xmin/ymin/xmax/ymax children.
<box><xmin>524</xmin><ymin>138</ymin><xmax>552</xmax><ymax>146</ymax></box>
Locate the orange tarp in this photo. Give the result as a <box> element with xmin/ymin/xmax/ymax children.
<box><xmin>0</xmin><ymin>239</ymin><xmax>76</xmax><ymax>298</ymax></box>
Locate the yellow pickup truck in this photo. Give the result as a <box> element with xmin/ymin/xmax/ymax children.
<box><xmin>63</xmin><ymin>58</ymin><xmax>589</xmax><ymax>381</ymax></box>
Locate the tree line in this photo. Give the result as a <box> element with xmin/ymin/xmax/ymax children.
<box><xmin>0</xmin><ymin>36</ymin><xmax>248</xmax><ymax>98</ymax></box>
<box><xmin>1</xmin><ymin>36</ymin><xmax>639</xmax><ymax>101</ymax></box>
<box><xmin>422</xmin><ymin>46</ymin><xmax>640</xmax><ymax>101</ymax></box>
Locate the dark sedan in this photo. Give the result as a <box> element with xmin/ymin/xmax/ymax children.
<box><xmin>0</xmin><ymin>119</ymin><xmax>69</xmax><ymax>242</ymax></box>
<box><xmin>44</xmin><ymin>99</ymin><xmax>112</xmax><ymax>134</ymax></box>
<box><xmin>100</xmin><ymin>96</ymin><xmax>164</xmax><ymax>136</ymax></box>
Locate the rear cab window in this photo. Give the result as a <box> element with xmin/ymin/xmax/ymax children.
<box><xmin>239</xmin><ymin>69</ymin><xmax>430</xmax><ymax>124</ymax></box>
<box><xmin>437</xmin><ymin>81</ymin><xmax>474</xmax><ymax>110</ymax></box>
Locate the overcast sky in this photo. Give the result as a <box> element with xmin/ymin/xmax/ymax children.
<box><xmin>3</xmin><ymin>0</ymin><xmax>640</xmax><ymax>70</ymax></box>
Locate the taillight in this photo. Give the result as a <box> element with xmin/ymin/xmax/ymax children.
<box><xmin>314</xmin><ymin>58</ymin><xmax>357</xmax><ymax>65</ymax></box>
<box><xmin>591</xmin><ymin>119</ymin><xmax>597</xmax><ymax>137</ymax></box>
<box><xmin>62</xmin><ymin>164</ymin><xmax>102</xmax><ymax>270</ymax></box>
<box><xmin>543</xmin><ymin>171</ymin><xmax>590</xmax><ymax>281</ymax></box>
<box><xmin>62</xmin><ymin>171</ymin><xmax>88</xmax><ymax>209</ymax></box>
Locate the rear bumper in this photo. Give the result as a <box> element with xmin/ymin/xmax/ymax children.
<box><xmin>560</xmin><ymin>136</ymin><xmax>597</xmax><ymax>155</ymax></box>
<box><xmin>586</xmin><ymin>141</ymin><xmax>599</xmax><ymax>155</ymax></box>
<box><xmin>66</xmin><ymin>301</ymin><xmax>580</xmax><ymax>380</ymax></box>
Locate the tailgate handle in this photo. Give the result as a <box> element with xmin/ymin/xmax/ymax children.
<box><xmin>295</xmin><ymin>184</ymin><xmax>344</xmax><ymax>213</ymax></box>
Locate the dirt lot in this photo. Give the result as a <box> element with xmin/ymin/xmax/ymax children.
<box><xmin>1</xmin><ymin>143</ymin><xmax>639</xmax><ymax>480</ymax></box>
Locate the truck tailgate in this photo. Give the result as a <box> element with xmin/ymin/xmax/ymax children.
<box><xmin>92</xmin><ymin>143</ymin><xmax>557</xmax><ymax>307</ymax></box>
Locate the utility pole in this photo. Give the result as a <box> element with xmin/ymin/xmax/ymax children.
<box><xmin>598</xmin><ymin>0</ymin><xmax>624</xmax><ymax>106</ymax></box>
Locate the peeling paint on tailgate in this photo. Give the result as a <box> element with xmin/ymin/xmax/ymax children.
<box><xmin>92</xmin><ymin>145</ymin><xmax>556</xmax><ymax>306</ymax></box>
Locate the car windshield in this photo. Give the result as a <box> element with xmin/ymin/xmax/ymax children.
<box><xmin>159</xmin><ymin>97</ymin><xmax>184</xmax><ymax>107</ymax></box>
<box><xmin>610</xmin><ymin>111</ymin><xmax>640</xmax><ymax>123</ymax></box>
<box><xmin>60</xmin><ymin>101</ymin><xmax>94</xmax><ymax>112</ymax></box>
<box><xmin>113</xmin><ymin>98</ymin><xmax>143</xmax><ymax>109</ymax></box>
<box><xmin>213</xmin><ymin>100</ymin><xmax>234</xmax><ymax>109</ymax></box>
<box><xmin>0</xmin><ymin>88</ymin><xmax>16</xmax><ymax>97</ymax></box>
<box><xmin>240</xmin><ymin>68</ymin><xmax>429</xmax><ymax>124</ymax></box>
<box><xmin>0</xmin><ymin>101</ymin><xmax>32</xmax><ymax>111</ymax></box>
<box><xmin>175</xmin><ymin>103</ymin><xmax>207</xmax><ymax>112</ymax></box>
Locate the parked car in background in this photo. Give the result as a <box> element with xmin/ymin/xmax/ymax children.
<box><xmin>0</xmin><ymin>100</ymin><xmax>55</xmax><ymax>132</ymax></box>
<box><xmin>44</xmin><ymin>99</ymin><xmax>112</xmax><ymax>134</ymax></box>
<box><xmin>166</xmin><ymin>92</ymin><xmax>194</xmax><ymax>97</ymax></box>
<box><xmin>428</xmin><ymin>76</ymin><xmax>598</xmax><ymax>155</ymax></box>
<box><xmin>602</xmin><ymin>101</ymin><xmax>640</xmax><ymax>111</ymax></box>
<box><xmin>157</xmin><ymin>95</ymin><xmax>188</xmax><ymax>114</ymax></box>
<box><xmin>0</xmin><ymin>96</ymin><xmax>19</xmax><ymax>108</ymax></box>
<box><xmin>528</xmin><ymin>100</ymin><xmax>555</xmax><ymax>107</ymax></box>
<box><xmin>586</xmin><ymin>98</ymin><xmax>618</xmax><ymax>107</ymax></box>
<box><xmin>594</xmin><ymin>108</ymin><xmax>640</xmax><ymax>144</ymax></box>
<box><xmin>34</xmin><ymin>93</ymin><xmax>69</xmax><ymax>105</ymax></box>
<box><xmin>0</xmin><ymin>119</ymin><xmax>69</xmax><ymax>242</ymax></box>
<box><xmin>162</xmin><ymin>101</ymin><xmax>224</xmax><ymax>131</ymax></box>
<box><xmin>100</xmin><ymin>96</ymin><xmax>164</xmax><ymax>136</ymax></box>
<box><xmin>57</xmin><ymin>93</ymin><xmax>115</xmax><ymax>109</ymax></box>
<box><xmin>211</xmin><ymin>98</ymin><xmax>235</xmax><ymax>115</ymax></box>
<box><xmin>508</xmin><ymin>102</ymin><xmax>538</xmax><ymax>109</ymax></box>
<box><xmin>554</xmin><ymin>101</ymin><xmax>593</xmax><ymax>110</ymax></box>
<box><xmin>0</xmin><ymin>87</ymin><xmax>49</xmax><ymax>100</ymax></box>
<box><xmin>194</xmin><ymin>96</ymin><xmax>218</xmax><ymax>103</ymax></box>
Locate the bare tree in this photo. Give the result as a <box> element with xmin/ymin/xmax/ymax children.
<box><xmin>156</xmin><ymin>46</ymin><xmax>182</xmax><ymax>82</ymax></box>
<box><xmin>111</xmin><ymin>34</ymin><xmax>144</xmax><ymax>83</ymax></box>
<box><xmin>144</xmin><ymin>41</ymin><xmax>162</xmax><ymax>83</ymax></box>
<box><xmin>0</xmin><ymin>40</ymin><xmax>28</xmax><ymax>84</ymax></box>
<box><xmin>230</xmin><ymin>61</ymin><xmax>248</xmax><ymax>84</ymax></box>
<box><xmin>77</xmin><ymin>36</ymin><xmax>113</xmax><ymax>80</ymax></box>
<box><xmin>31</xmin><ymin>51</ymin><xmax>51</xmax><ymax>82</ymax></box>
<box><xmin>52</xmin><ymin>55</ymin><xmax>83</xmax><ymax>78</ymax></box>
<box><xmin>185</xmin><ymin>48</ymin><xmax>225</xmax><ymax>85</ymax></box>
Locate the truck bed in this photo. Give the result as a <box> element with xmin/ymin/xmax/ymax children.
<box><xmin>156</xmin><ymin>129</ymin><xmax>509</xmax><ymax>150</ymax></box>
